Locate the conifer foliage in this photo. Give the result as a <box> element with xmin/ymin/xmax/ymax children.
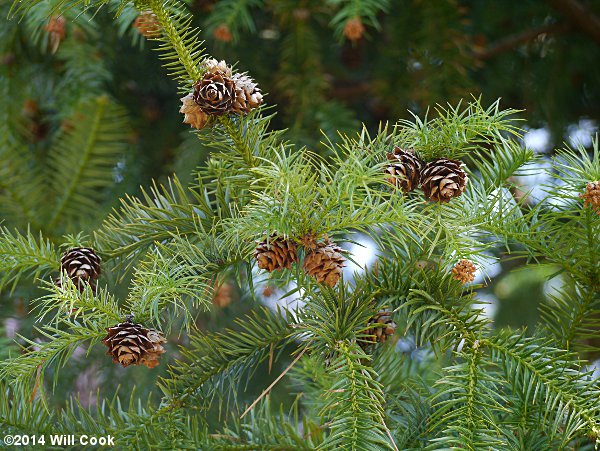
<box><xmin>1</xmin><ymin>1</ymin><xmax>600</xmax><ymax>450</ymax></box>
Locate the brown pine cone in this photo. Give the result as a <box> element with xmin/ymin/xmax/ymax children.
<box><xmin>53</xmin><ymin>275</ymin><xmax>96</xmax><ymax>293</ymax></box>
<box><xmin>57</xmin><ymin>247</ymin><xmax>101</xmax><ymax>291</ymax></box>
<box><xmin>139</xmin><ymin>329</ymin><xmax>168</xmax><ymax>368</ymax></box>
<box><xmin>231</xmin><ymin>73</ymin><xmax>263</xmax><ymax>114</ymax></box>
<box><xmin>420</xmin><ymin>158</ymin><xmax>468</xmax><ymax>202</ymax></box>
<box><xmin>44</xmin><ymin>16</ymin><xmax>66</xmax><ymax>54</ymax></box>
<box><xmin>451</xmin><ymin>259</ymin><xmax>476</xmax><ymax>284</ymax></box>
<box><xmin>262</xmin><ymin>285</ymin><xmax>275</xmax><ymax>297</ymax></box>
<box><xmin>255</xmin><ymin>235</ymin><xmax>298</xmax><ymax>272</ymax></box>
<box><xmin>343</xmin><ymin>17</ymin><xmax>365</xmax><ymax>42</ymax></box>
<box><xmin>385</xmin><ymin>147</ymin><xmax>424</xmax><ymax>192</ymax></box>
<box><xmin>212</xmin><ymin>282</ymin><xmax>233</xmax><ymax>308</ymax></box>
<box><xmin>102</xmin><ymin>320</ymin><xmax>166</xmax><ymax>368</ymax></box>
<box><xmin>580</xmin><ymin>181</ymin><xmax>600</xmax><ymax>213</ymax></box>
<box><xmin>180</xmin><ymin>94</ymin><xmax>209</xmax><ymax>129</ymax></box>
<box><xmin>202</xmin><ymin>58</ymin><xmax>232</xmax><ymax>76</ymax></box>
<box><xmin>303</xmin><ymin>241</ymin><xmax>346</xmax><ymax>287</ymax></box>
<box><xmin>362</xmin><ymin>311</ymin><xmax>396</xmax><ymax>346</ymax></box>
<box><xmin>213</xmin><ymin>23</ymin><xmax>233</xmax><ymax>42</ymax></box>
<box><xmin>133</xmin><ymin>10</ymin><xmax>161</xmax><ymax>38</ymax></box>
<box><xmin>193</xmin><ymin>65</ymin><xmax>236</xmax><ymax>116</ymax></box>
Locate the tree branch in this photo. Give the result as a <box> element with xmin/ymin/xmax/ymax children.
<box><xmin>473</xmin><ymin>22</ymin><xmax>570</xmax><ymax>60</ymax></box>
<box><xmin>549</xmin><ymin>0</ymin><xmax>600</xmax><ymax>45</ymax></box>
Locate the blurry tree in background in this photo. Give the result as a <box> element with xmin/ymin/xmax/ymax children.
<box><xmin>3</xmin><ymin>0</ymin><xmax>599</xmax><ymax>170</ymax></box>
<box><xmin>0</xmin><ymin>0</ymin><xmax>599</xmax><ymax>449</ymax></box>
<box><xmin>198</xmin><ymin>0</ymin><xmax>600</xmax><ymax>145</ymax></box>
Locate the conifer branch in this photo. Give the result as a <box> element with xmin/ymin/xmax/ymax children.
<box><xmin>204</xmin><ymin>0</ymin><xmax>262</xmax><ymax>42</ymax></box>
<box><xmin>327</xmin><ymin>0</ymin><xmax>390</xmax><ymax>36</ymax></box>
<box><xmin>139</xmin><ymin>0</ymin><xmax>203</xmax><ymax>87</ymax></box>
<box><xmin>0</xmin><ymin>227</ymin><xmax>59</xmax><ymax>293</ymax></box>
<box><xmin>550</xmin><ymin>0</ymin><xmax>600</xmax><ymax>45</ymax></box>
<box><xmin>47</xmin><ymin>96</ymin><xmax>130</xmax><ymax>230</ymax></box>
<box><xmin>0</xmin><ymin>383</ymin><xmax>54</xmax><ymax>434</ymax></box>
<box><xmin>160</xmin><ymin>307</ymin><xmax>293</xmax><ymax>410</ymax></box>
<box><xmin>320</xmin><ymin>342</ymin><xmax>396</xmax><ymax>450</ymax></box>
<box><xmin>488</xmin><ymin>333</ymin><xmax>600</xmax><ymax>441</ymax></box>
<box><xmin>95</xmin><ymin>177</ymin><xmax>202</xmax><ymax>262</ymax></box>
<box><xmin>395</xmin><ymin>99</ymin><xmax>522</xmax><ymax>160</ymax></box>
<box><xmin>0</xmin><ymin>321</ymin><xmax>107</xmax><ymax>394</ymax></box>
<box><xmin>240</xmin><ymin>339</ymin><xmax>311</xmax><ymax>419</ymax></box>
<box><xmin>472</xmin><ymin>22</ymin><xmax>571</xmax><ymax>60</ymax></box>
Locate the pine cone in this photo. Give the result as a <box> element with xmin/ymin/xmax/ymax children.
<box><xmin>133</xmin><ymin>10</ymin><xmax>161</xmax><ymax>38</ymax></box>
<box><xmin>102</xmin><ymin>320</ymin><xmax>166</xmax><ymax>368</ymax></box>
<box><xmin>362</xmin><ymin>311</ymin><xmax>396</xmax><ymax>346</ymax></box>
<box><xmin>255</xmin><ymin>235</ymin><xmax>298</xmax><ymax>272</ymax></box>
<box><xmin>202</xmin><ymin>58</ymin><xmax>232</xmax><ymax>76</ymax></box>
<box><xmin>180</xmin><ymin>94</ymin><xmax>209</xmax><ymax>129</ymax></box>
<box><xmin>231</xmin><ymin>73</ymin><xmax>263</xmax><ymax>114</ymax></box>
<box><xmin>451</xmin><ymin>259</ymin><xmax>476</xmax><ymax>284</ymax></box>
<box><xmin>303</xmin><ymin>241</ymin><xmax>346</xmax><ymax>287</ymax></box>
<box><xmin>580</xmin><ymin>181</ymin><xmax>600</xmax><ymax>213</ymax></box>
<box><xmin>140</xmin><ymin>329</ymin><xmax>168</xmax><ymax>368</ymax></box>
<box><xmin>213</xmin><ymin>24</ymin><xmax>233</xmax><ymax>42</ymax></box>
<box><xmin>193</xmin><ymin>65</ymin><xmax>236</xmax><ymax>116</ymax></box>
<box><xmin>213</xmin><ymin>282</ymin><xmax>233</xmax><ymax>308</ymax></box>
<box><xmin>262</xmin><ymin>285</ymin><xmax>275</xmax><ymax>297</ymax></box>
<box><xmin>53</xmin><ymin>275</ymin><xmax>96</xmax><ymax>293</ymax></box>
<box><xmin>343</xmin><ymin>17</ymin><xmax>365</xmax><ymax>42</ymax></box>
<box><xmin>44</xmin><ymin>16</ymin><xmax>66</xmax><ymax>54</ymax></box>
<box><xmin>420</xmin><ymin>158</ymin><xmax>468</xmax><ymax>202</ymax></box>
<box><xmin>58</xmin><ymin>247</ymin><xmax>101</xmax><ymax>291</ymax></box>
<box><xmin>385</xmin><ymin>147</ymin><xmax>424</xmax><ymax>192</ymax></box>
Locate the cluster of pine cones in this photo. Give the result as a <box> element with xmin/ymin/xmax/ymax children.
<box><xmin>254</xmin><ymin>235</ymin><xmax>398</xmax><ymax>347</ymax></box>
<box><xmin>180</xmin><ymin>58</ymin><xmax>263</xmax><ymax>129</ymax></box>
<box><xmin>385</xmin><ymin>146</ymin><xmax>468</xmax><ymax>203</ymax></box>
<box><xmin>580</xmin><ymin>181</ymin><xmax>600</xmax><ymax>214</ymax></box>
<box><xmin>254</xmin><ymin>234</ymin><xmax>346</xmax><ymax>287</ymax></box>
<box><xmin>102</xmin><ymin>319</ymin><xmax>166</xmax><ymax>368</ymax></box>
<box><xmin>55</xmin><ymin>247</ymin><xmax>167</xmax><ymax>369</ymax></box>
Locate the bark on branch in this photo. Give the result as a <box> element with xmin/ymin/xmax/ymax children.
<box><xmin>473</xmin><ymin>22</ymin><xmax>570</xmax><ymax>60</ymax></box>
<box><xmin>549</xmin><ymin>0</ymin><xmax>600</xmax><ymax>45</ymax></box>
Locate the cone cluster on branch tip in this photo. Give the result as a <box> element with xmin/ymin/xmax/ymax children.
<box><xmin>102</xmin><ymin>320</ymin><xmax>166</xmax><ymax>368</ymax></box>
<box><xmin>451</xmin><ymin>259</ymin><xmax>477</xmax><ymax>284</ymax></box>
<box><xmin>254</xmin><ymin>235</ymin><xmax>298</xmax><ymax>272</ymax></box>
<box><xmin>362</xmin><ymin>311</ymin><xmax>397</xmax><ymax>347</ymax></box>
<box><xmin>254</xmin><ymin>234</ymin><xmax>347</xmax><ymax>287</ymax></box>
<box><xmin>580</xmin><ymin>181</ymin><xmax>600</xmax><ymax>213</ymax></box>
<box><xmin>343</xmin><ymin>17</ymin><xmax>365</xmax><ymax>42</ymax></box>
<box><xmin>303</xmin><ymin>240</ymin><xmax>346</xmax><ymax>287</ymax></box>
<box><xmin>133</xmin><ymin>10</ymin><xmax>161</xmax><ymax>38</ymax></box>
<box><xmin>386</xmin><ymin>147</ymin><xmax>423</xmax><ymax>192</ymax></box>
<box><xmin>44</xmin><ymin>16</ymin><xmax>66</xmax><ymax>54</ymax></box>
<box><xmin>385</xmin><ymin>148</ymin><xmax>468</xmax><ymax>202</ymax></box>
<box><xmin>179</xmin><ymin>59</ymin><xmax>263</xmax><ymax>129</ymax></box>
<box><xmin>198</xmin><ymin>58</ymin><xmax>262</xmax><ymax>113</ymax></box>
<box><xmin>55</xmin><ymin>247</ymin><xmax>101</xmax><ymax>292</ymax></box>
